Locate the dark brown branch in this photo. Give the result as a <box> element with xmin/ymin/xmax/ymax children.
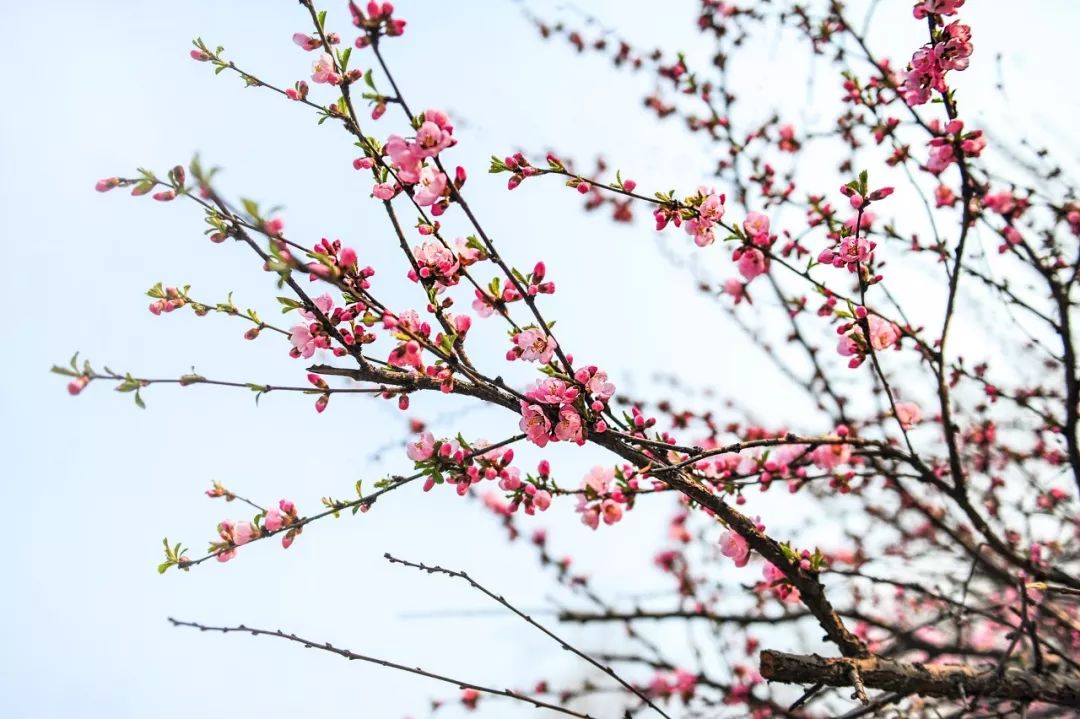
<box><xmin>760</xmin><ymin>650</ymin><xmax>1080</xmax><ymax>708</ymax></box>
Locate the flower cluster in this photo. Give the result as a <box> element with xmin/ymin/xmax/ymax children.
<box><xmin>837</xmin><ymin>310</ymin><xmax>901</xmax><ymax>368</ymax></box>
<box><xmin>678</xmin><ymin>187</ymin><xmax>726</xmax><ymax>247</ymax></box>
<box><xmin>646</xmin><ymin>669</ymin><xmax>697</xmax><ymax>702</ymax></box>
<box><xmin>520</xmin><ymin>378</ymin><xmax>585</xmax><ymax>447</ymax></box>
<box><xmin>901</xmin><ymin>20</ymin><xmax>973</xmax><ymax>106</ymax></box>
<box><xmin>732</xmin><ymin>211</ymin><xmax>771</xmax><ymax>281</ymax></box>
<box><xmin>472</xmin><ymin>263</ymin><xmax>554</xmax><ymax>319</ymax></box>
<box><xmin>409</xmin><ymin>240</ymin><xmax>461</xmax><ymax>287</ymax></box>
<box><xmin>492</xmin><ymin>152</ymin><xmax>544</xmax><ymax>191</ymax></box>
<box><xmin>912</xmin><ymin>0</ymin><xmax>965</xmax><ymax>19</ymax></box>
<box><xmin>405</xmin><ymin>433</ymin><xmax>552</xmax><ymax>512</ymax></box>
<box><xmin>350</xmin><ymin>1</ymin><xmax>407</xmax><ymax>46</ymax></box>
<box><xmin>576</xmin><ymin>465</ymin><xmax>627</xmax><ymax>529</ymax></box>
<box><xmin>760</xmin><ymin>562</ymin><xmax>801</xmax><ymax>603</ymax></box>
<box><xmin>508</xmin><ymin>327</ymin><xmax>558</xmax><ymax>364</ymax></box>
<box><xmin>381</xmin><ymin>110</ymin><xmax>457</xmax><ymax>209</ymax></box>
<box><xmin>210</xmin><ymin>499</ymin><xmax>299</xmax><ymax>562</ymax></box>
<box><xmin>519</xmin><ymin>366</ymin><xmax>615</xmax><ymax>449</ymax></box>
<box><xmin>926</xmin><ymin>119</ymin><xmax>985</xmax><ymax>174</ymax></box>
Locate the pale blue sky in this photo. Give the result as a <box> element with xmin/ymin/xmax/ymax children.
<box><xmin>2</xmin><ymin>2</ymin><xmax>1077</xmax><ymax>717</ymax></box>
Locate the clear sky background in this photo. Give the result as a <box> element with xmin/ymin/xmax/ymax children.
<box><xmin>2</xmin><ymin>1</ymin><xmax>1078</xmax><ymax>717</ymax></box>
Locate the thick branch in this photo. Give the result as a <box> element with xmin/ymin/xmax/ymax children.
<box><xmin>760</xmin><ymin>650</ymin><xmax>1080</xmax><ymax>708</ymax></box>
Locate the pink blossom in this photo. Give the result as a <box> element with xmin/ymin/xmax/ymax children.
<box><xmin>554</xmin><ymin>405</ymin><xmax>585</xmax><ymax>444</ymax></box>
<box><xmin>672</xmin><ymin>669</ymin><xmax>697</xmax><ymax>698</ymax></box>
<box><xmin>683</xmin><ymin>190</ymin><xmax>725</xmax><ymax>247</ymax></box>
<box><xmin>292</xmin><ymin>33</ymin><xmax>321</xmax><ymax>51</ymax></box>
<box><xmin>519</xmin><ymin>402</ymin><xmax>552</xmax><ymax>447</ymax></box>
<box><xmin>525</xmin><ymin>377</ymin><xmax>579</xmax><ymax>405</ymax></box>
<box><xmin>413</xmin><ymin>164</ymin><xmax>447</xmax><ymax>206</ymax></box>
<box><xmin>736</xmin><ymin>248</ymin><xmax>767</xmax><ymax>280</ymax></box>
<box><xmin>532</xmin><ymin>490</ymin><xmax>552</xmax><ymax>511</ymax></box>
<box><xmin>913</xmin><ymin>0</ymin><xmax>965</xmax><ymax>19</ymax></box>
<box><xmin>585</xmin><ymin>370</ymin><xmax>616</xmax><ymax>401</ymax></box>
<box><xmin>372</xmin><ymin>182</ymin><xmax>397</xmax><ymax>200</ymax></box>
<box><xmin>513</xmin><ymin>328</ymin><xmax>557</xmax><ymax>364</ymax></box>
<box><xmin>600</xmin><ymin>499</ymin><xmax>623</xmax><ymax>525</ymax></box>
<box><xmin>583</xmin><ymin>465</ymin><xmax>614</xmax><ymax>495</ymax></box>
<box><xmin>811</xmin><ymin>441</ymin><xmax>852</xmax><ymax>470</ymax></box>
<box><xmin>743</xmin><ymin>211</ymin><xmax>770</xmax><ymax>239</ymax></box>
<box><xmin>406</xmin><ymin>431</ymin><xmax>436</xmax><ymax>461</ymax></box>
<box><xmin>723</xmin><ymin>278</ymin><xmax>748</xmax><ymax>304</ymax></box>
<box><xmin>867</xmin><ymin>315</ymin><xmax>900</xmax><ymax>351</ymax></box>
<box><xmin>719</xmin><ymin>529</ymin><xmax>750</xmax><ymax>567</ymax></box>
<box><xmin>778</xmin><ymin>124</ymin><xmax>798</xmax><ymax>152</ymax></box>
<box><xmin>412</xmin><ymin>240</ymin><xmax>460</xmax><ymax>286</ymax></box>
<box><xmin>455</xmin><ymin>237</ymin><xmax>486</xmax><ymax>266</ymax></box>
<box><xmin>415</xmin><ymin>110</ymin><xmax>455</xmax><ymax>157</ymax></box>
<box><xmin>385</xmin><ymin>135</ymin><xmax>422</xmax><ymax>183</ymax></box>
<box><xmin>311</xmin><ymin>53</ymin><xmax>340</xmax><ymax>85</ymax></box>
<box><xmin>388</xmin><ymin>339</ymin><xmax>423</xmax><ymax>370</ymax></box>
<box><xmin>233</xmin><ymin>521</ymin><xmax>257</xmax><ymax>546</ymax></box>
<box><xmin>837</xmin><ymin>333</ymin><xmax>860</xmax><ymax>358</ymax></box>
<box><xmin>289</xmin><ymin>323</ymin><xmax>319</xmax><ymax>359</ymax></box>
<box><xmin>935</xmin><ymin>184</ymin><xmax>957</xmax><ymax>207</ymax></box>
<box><xmin>264</xmin><ymin>508</ymin><xmax>285</xmax><ymax>532</ymax></box>
<box><xmin>763</xmin><ymin>562</ymin><xmax>801</xmax><ymax>603</ymax></box>
<box><xmin>895</xmin><ymin>401</ymin><xmax>922</xmax><ymax>429</ymax></box>
<box><xmin>298</xmin><ymin>293</ymin><xmax>334</xmax><ymax>321</ymax></box>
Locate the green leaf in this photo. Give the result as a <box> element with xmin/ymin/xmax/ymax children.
<box><xmin>317</xmin><ymin>9</ymin><xmax>327</xmax><ymax>30</ymax></box>
<box><xmin>115</xmin><ymin>379</ymin><xmax>140</xmax><ymax>393</ymax></box>
<box><xmin>51</xmin><ymin>365</ymin><xmax>78</xmax><ymax>377</ymax></box>
<box><xmin>157</xmin><ymin>562</ymin><xmax>172</xmax><ymax>574</ymax></box>
<box><xmin>134</xmin><ymin>390</ymin><xmax>146</xmax><ymax>409</ymax></box>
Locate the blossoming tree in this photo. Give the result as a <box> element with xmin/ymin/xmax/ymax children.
<box><xmin>62</xmin><ymin>0</ymin><xmax>1080</xmax><ymax>716</ymax></box>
